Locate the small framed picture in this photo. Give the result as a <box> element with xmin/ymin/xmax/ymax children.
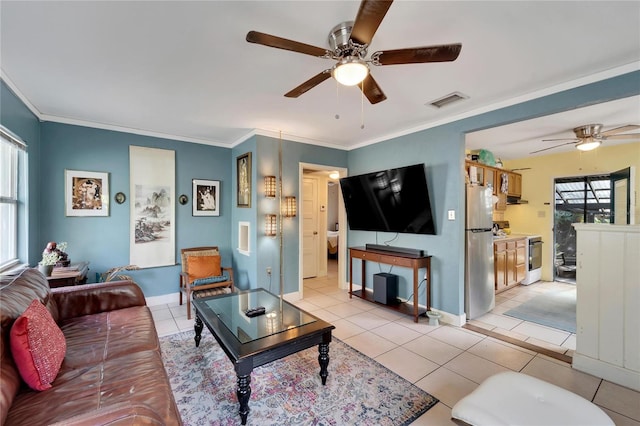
<box><xmin>65</xmin><ymin>170</ymin><xmax>109</xmax><ymax>217</ymax></box>
<box><xmin>237</xmin><ymin>152</ymin><xmax>251</xmax><ymax>208</ymax></box>
<box><xmin>192</xmin><ymin>179</ymin><xmax>220</xmax><ymax>216</ymax></box>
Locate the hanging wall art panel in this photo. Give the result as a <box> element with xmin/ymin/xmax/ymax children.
<box><xmin>129</xmin><ymin>146</ymin><xmax>175</xmax><ymax>268</ymax></box>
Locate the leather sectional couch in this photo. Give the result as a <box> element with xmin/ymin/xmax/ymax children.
<box><xmin>0</xmin><ymin>268</ymin><xmax>182</xmax><ymax>425</ymax></box>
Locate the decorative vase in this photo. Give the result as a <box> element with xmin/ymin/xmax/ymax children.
<box><xmin>38</xmin><ymin>264</ymin><xmax>54</xmax><ymax>277</ymax></box>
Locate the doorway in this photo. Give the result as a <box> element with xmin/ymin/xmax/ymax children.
<box><xmin>553</xmin><ymin>173</ymin><xmax>611</xmax><ymax>282</ymax></box>
<box><xmin>298</xmin><ymin>163</ymin><xmax>347</xmax><ymax>298</ymax></box>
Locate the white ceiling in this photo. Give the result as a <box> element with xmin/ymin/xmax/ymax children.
<box><xmin>466</xmin><ymin>95</ymin><xmax>640</xmax><ymax>160</ymax></box>
<box><xmin>1</xmin><ymin>1</ymin><xmax>639</xmax><ymax>157</ymax></box>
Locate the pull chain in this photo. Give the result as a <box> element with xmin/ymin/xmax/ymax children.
<box><xmin>335</xmin><ymin>79</ymin><xmax>340</xmax><ymax>120</ymax></box>
<box><xmin>360</xmin><ymin>80</ymin><xmax>365</xmax><ymax>129</ymax></box>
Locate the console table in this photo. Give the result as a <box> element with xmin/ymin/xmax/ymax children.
<box><xmin>47</xmin><ymin>262</ymin><xmax>89</xmax><ymax>288</ymax></box>
<box><xmin>349</xmin><ymin>247</ymin><xmax>431</xmax><ymax>323</ymax></box>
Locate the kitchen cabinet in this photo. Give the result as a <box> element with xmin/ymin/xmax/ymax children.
<box><xmin>494</xmin><ymin>237</ymin><xmax>526</xmax><ymax>293</ymax></box>
<box><xmin>507</xmin><ymin>172</ymin><xmax>522</xmax><ymax>198</ymax></box>
<box><xmin>465</xmin><ymin>161</ymin><xmax>522</xmax><ymax>199</ymax></box>
<box><xmin>465</xmin><ymin>161</ymin><xmax>497</xmax><ymax>195</ymax></box>
<box><xmin>494</xmin><ymin>242</ymin><xmax>508</xmax><ymax>292</ymax></box>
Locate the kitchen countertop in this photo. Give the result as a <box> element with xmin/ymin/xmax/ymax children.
<box><xmin>493</xmin><ymin>234</ymin><xmax>530</xmax><ymax>242</ymax></box>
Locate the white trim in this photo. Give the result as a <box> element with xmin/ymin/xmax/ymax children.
<box><xmin>146</xmin><ymin>292</ymin><xmax>180</xmax><ymax>307</ymax></box>
<box><xmin>42</xmin><ymin>113</ymin><xmax>231</xmax><ymax>147</ymax></box>
<box><xmin>0</xmin><ymin>70</ymin><xmax>42</xmax><ymax>118</ymax></box>
<box><xmin>298</xmin><ymin>162</ymin><xmax>348</xmax><ymax>298</ymax></box>
<box><xmin>347</xmin><ymin>61</ymin><xmax>640</xmax><ymax>150</ymax></box>
<box><xmin>573</xmin><ymin>353</ymin><xmax>640</xmax><ymax>392</ymax></box>
<box><xmin>4</xmin><ymin>62</ymin><xmax>637</xmax><ymax>151</ymax></box>
<box><xmin>433</xmin><ymin>309</ymin><xmax>467</xmax><ymax>327</ymax></box>
<box><xmin>238</xmin><ymin>221</ymin><xmax>250</xmax><ymax>256</ymax></box>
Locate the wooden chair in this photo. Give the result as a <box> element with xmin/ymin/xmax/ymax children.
<box><xmin>179</xmin><ymin>246</ymin><xmax>234</xmax><ymax>319</ymax></box>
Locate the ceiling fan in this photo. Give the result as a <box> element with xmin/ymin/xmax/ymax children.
<box><xmin>530</xmin><ymin>124</ymin><xmax>640</xmax><ymax>154</ymax></box>
<box><xmin>246</xmin><ymin>0</ymin><xmax>461</xmax><ymax>104</ymax></box>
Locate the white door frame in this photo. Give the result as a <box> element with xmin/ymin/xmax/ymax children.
<box><xmin>298</xmin><ymin>163</ymin><xmax>348</xmax><ymax>297</ymax></box>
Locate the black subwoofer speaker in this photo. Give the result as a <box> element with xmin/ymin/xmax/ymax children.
<box><xmin>373</xmin><ymin>273</ymin><xmax>398</xmax><ymax>305</ymax></box>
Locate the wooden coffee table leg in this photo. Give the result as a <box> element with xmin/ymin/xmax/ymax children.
<box><xmin>194</xmin><ymin>315</ymin><xmax>203</xmax><ymax>347</ymax></box>
<box><xmin>237</xmin><ymin>373</ymin><xmax>251</xmax><ymax>425</ymax></box>
<box><xmin>318</xmin><ymin>343</ymin><xmax>330</xmax><ymax>385</ymax></box>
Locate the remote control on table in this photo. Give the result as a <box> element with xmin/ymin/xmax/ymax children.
<box><xmin>245</xmin><ymin>306</ymin><xmax>266</xmax><ymax>317</ymax></box>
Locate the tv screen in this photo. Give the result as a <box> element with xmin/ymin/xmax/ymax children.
<box><xmin>339</xmin><ymin>164</ymin><xmax>436</xmax><ymax>235</ymax></box>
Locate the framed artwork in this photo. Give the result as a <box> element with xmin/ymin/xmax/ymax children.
<box><xmin>129</xmin><ymin>146</ymin><xmax>175</xmax><ymax>268</ymax></box>
<box><xmin>65</xmin><ymin>169</ymin><xmax>110</xmax><ymax>216</ymax></box>
<box><xmin>192</xmin><ymin>179</ymin><xmax>220</xmax><ymax>216</ymax></box>
<box><xmin>236</xmin><ymin>152</ymin><xmax>252</xmax><ymax>208</ymax></box>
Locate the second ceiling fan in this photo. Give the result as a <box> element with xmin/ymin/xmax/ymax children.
<box><xmin>246</xmin><ymin>0</ymin><xmax>462</xmax><ymax>104</ymax></box>
<box><xmin>530</xmin><ymin>124</ymin><xmax>640</xmax><ymax>154</ymax></box>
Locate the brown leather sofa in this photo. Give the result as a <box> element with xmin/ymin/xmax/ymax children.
<box><xmin>0</xmin><ymin>268</ymin><xmax>182</xmax><ymax>425</ymax></box>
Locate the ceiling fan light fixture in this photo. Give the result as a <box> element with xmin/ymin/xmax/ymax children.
<box><xmin>332</xmin><ymin>57</ymin><xmax>369</xmax><ymax>86</ymax></box>
<box><xmin>575</xmin><ymin>138</ymin><xmax>602</xmax><ymax>151</ymax></box>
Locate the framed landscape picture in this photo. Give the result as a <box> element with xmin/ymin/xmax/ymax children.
<box><xmin>192</xmin><ymin>179</ymin><xmax>220</xmax><ymax>216</ymax></box>
<box><xmin>65</xmin><ymin>169</ymin><xmax>109</xmax><ymax>216</ymax></box>
<box><xmin>236</xmin><ymin>152</ymin><xmax>251</xmax><ymax>208</ymax></box>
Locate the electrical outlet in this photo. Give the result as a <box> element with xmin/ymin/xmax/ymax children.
<box><xmin>266</xmin><ymin>267</ymin><xmax>272</xmax><ymax>276</ymax></box>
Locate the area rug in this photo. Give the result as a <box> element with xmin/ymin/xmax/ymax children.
<box><xmin>160</xmin><ymin>329</ymin><xmax>438</xmax><ymax>425</ymax></box>
<box><xmin>504</xmin><ymin>288</ymin><xmax>576</xmax><ymax>333</ymax></box>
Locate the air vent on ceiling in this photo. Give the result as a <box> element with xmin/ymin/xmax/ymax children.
<box><xmin>427</xmin><ymin>92</ymin><xmax>469</xmax><ymax>109</ymax></box>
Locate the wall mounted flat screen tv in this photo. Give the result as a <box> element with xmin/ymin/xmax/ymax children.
<box><xmin>339</xmin><ymin>164</ymin><xmax>436</xmax><ymax>235</ymax></box>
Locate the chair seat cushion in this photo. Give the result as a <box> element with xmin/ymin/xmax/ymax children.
<box><xmin>192</xmin><ymin>272</ymin><xmax>230</xmax><ymax>286</ymax></box>
<box><xmin>451</xmin><ymin>371</ymin><xmax>614</xmax><ymax>426</ymax></box>
<box><xmin>192</xmin><ymin>287</ymin><xmax>232</xmax><ymax>299</ymax></box>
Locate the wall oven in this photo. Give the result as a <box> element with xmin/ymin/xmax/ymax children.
<box><xmin>522</xmin><ymin>236</ymin><xmax>542</xmax><ymax>285</ymax></box>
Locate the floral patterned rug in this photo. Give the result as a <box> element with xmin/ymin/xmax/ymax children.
<box><xmin>160</xmin><ymin>329</ymin><xmax>438</xmax><ymax>425</ymax></box>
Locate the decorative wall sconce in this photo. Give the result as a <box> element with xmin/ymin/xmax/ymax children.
<box><xmin>265</xmin><ymin>214</ymin><xmax>277</xmax><ymax>237</ymax></box>
<box><xmin>283</xmin><ymin>196</ymin><xmax>297</xmax><ymax>218</ymax></box>
<box><xmin>264</xmin><ymin>176</ymin><xmax>276</xmax><ymax>198</ymax></box>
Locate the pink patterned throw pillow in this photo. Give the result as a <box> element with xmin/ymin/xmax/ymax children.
<box><xmin>10</xmin><ymin>299</ymin><xmax>67</xmax><ymax>391</ymax></box>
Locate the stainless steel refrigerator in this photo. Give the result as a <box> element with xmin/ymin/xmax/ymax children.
<box><xmin>464</xmin><ymin>185</ymin><xmax>495</xmax><ymax>320</ymax></box>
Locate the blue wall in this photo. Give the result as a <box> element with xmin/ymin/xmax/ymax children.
<box><xmin>347</xmin><ymin>70</ymin><xmax>640</xmax><ymax>317</ymax></box>
<box><xmin>0</xmin><ymin>81</ymin><xmax>41</xmax><ymax>264</ymax></box>
<box><xmin>232</xmin><ymin>134</ymin><xmax>348</xmax><ymax>294</ymax></box>
<box><xmin>2</xmin><ymin>71</ymin><xmax>638</xmax><ymax>315</ymax></box>
<box><xmin>346</xmin><ymin>125</ymin><xmax>466</xmax><ymax>315</ymax></box>
<box><xmin>37</xmin><ymin>122</ymin><xmax>232</xmax><ymax>297</ymax></box>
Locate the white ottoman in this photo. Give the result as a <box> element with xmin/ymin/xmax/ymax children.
<box><xmin>451</xmin><ymin>371</ymin><xmax>614</xmax><ymax>426</ymax></box>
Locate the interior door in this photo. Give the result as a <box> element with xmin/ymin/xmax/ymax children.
<box><xmin>302</xmin><ymin>177</ymin><xmax>319</xmax><ymax>278</ymax></box>
<box><xmin>610</xmin><ymin>167</ymin><xmax>634</xmax><ymax>224</ymax></box>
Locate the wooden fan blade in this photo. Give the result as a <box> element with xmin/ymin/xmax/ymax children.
<box><xmin>359</xmin><ymin>74</ymin><xmax>387</xmax><ymax>104</ymax></box>
<box><xmin>246</xmin><ymin>31</ymin><xmax>329</xmax><ymax>57</ymax></box>
<box><xmin>284</xmin><ymin>71</ymin><xmax>332</xmax><ymax>98</ymax></box>
<box><xmin>350</xmin><ymin>0</ymin><xmax>394</xmax><ymax>45</ymax></box>
<box><xmin>604</xmin><ymin>133</ymin><xmax>640</xmax><ymax>141</ymax></box>
<box><xmin>530</xmin><ymin>142</ymin><xmax>576</xmax><ymax>154</ymax></box>
<box><xmin>601</xmin><ymin>124</ymin><xmax>640</xmax><ymax>136</ymax></box>
<box><xmin>372</xmin><ymin>44</ymin><xmax>462</xmax><ymax>66</ymax></box>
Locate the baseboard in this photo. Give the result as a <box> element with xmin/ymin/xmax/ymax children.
<box><xmin>572</xmin><ymin>353</ymin><xmax>640</xmax><ymax>392</ymax></box>
<box><xmin>430</xmin><ymin>308</ymin><xmax>466</xmax><ymax>327</ymax></box>
<box><xmin>146</xmin><ymin>292</ymin><xmax>180</xmax><ymax>307</ymax></box>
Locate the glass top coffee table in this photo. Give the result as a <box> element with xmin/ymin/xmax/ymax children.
<box><xmin>192</xmin><ymin>289</ymin><xmax>335</xmax><ymax>425</ymax></box>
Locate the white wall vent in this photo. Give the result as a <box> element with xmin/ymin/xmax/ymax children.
<box><xmin>427</xmin><ymin>92</ymin><xmax>469</xmax><ymax>108</ymax></box>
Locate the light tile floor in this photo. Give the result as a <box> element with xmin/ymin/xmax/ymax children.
<box><xmin>150</xmin><ymin>262</ymin><xmax>640</xmax><ymax>425</ymax></box>
<box><xmin>472</xmin><ymin>280</ymin><xmax>578</xmax><ymax>355</ymax></box>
